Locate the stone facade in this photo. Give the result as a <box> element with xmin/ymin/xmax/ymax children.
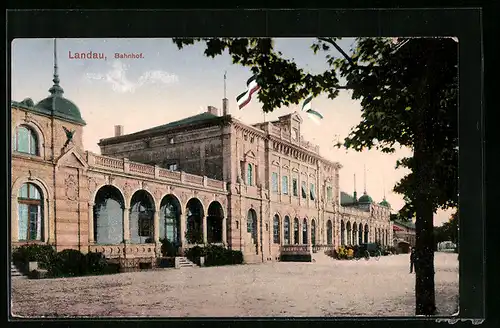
<box><xmin>11</xmin><ymin>85</ymin><xmax>392</xmax><ymax>264</ymax></box>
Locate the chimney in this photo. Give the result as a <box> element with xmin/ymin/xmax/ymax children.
<box><xmin>114</xmin><ymin>125</ymin><xmax>124</xmax><ymax>137</ymax></box>
<box><xmin>207</xmin><ymin>106</ymin><xmax>219</xmax><ymax>116</ymax></box>
<box><xmin>222</xmin><ymin>98</ymin><xmax>229</xmax><ymax>116</ymax></box>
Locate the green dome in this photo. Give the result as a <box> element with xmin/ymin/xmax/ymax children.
<box><xmin>35</xmin><ymin>95</ymin><xmax>86</xmax><ymax>125</ymax></box>
<box><xmin>379</xmin><ymin>198</ymin><xmax>391</xmax><ymax>208</ymax></box>
<box><xmin>358</xmin><ymin>192</ymin><xmax>373</xmax><ymax>204</ymax></box>
<box><xmin>34</xmin><ymin>70</ymin><xmax>86</xmax><ymax>125</ymax></box>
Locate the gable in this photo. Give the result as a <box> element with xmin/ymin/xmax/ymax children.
<box><xmin>244</xmin><ymin>150</ymin><xmax>256</xmax><ymax>159</ymax></box>
<box><xmin>56</xmin><ymin>147</ymin><xmax>89</xmax><ymax>169</ymax></box>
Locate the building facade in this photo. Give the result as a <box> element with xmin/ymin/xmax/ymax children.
<box><xmin>392</xmin><ymin>219</ymin><xmax>416</xmax><ymax>253</ymax></box>
<box><xmin>10</xmin><ymin>65</ymin><xmax>393</xmax><ymax>264</ymax></box>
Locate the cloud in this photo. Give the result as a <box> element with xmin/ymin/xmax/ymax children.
<box><xmin>85</xmin><ymin>60</ymin><xmax>179</xmax><ymax>93</ymax></box>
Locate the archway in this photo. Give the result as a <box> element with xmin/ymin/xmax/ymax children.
<box><xmin>273</xmin><ymin>214</ymin><xmax>280</xmax><ymax>244</ymax></box>
<box><xmin>311</xmin><ymin>219</ymin><xmax>316</xmax><ymax>246</ymax></box>
<box><xmin>17</xmin><ymin>182</ymin><xmax>44</xmax><ymax>241</ymax></box>
<box><xmin>94</xmin><ymin>185</ymin><xmax>125</xmax><ymax>244</ymax></box>
<box><xmin>352</xmin><ymin>222</ymin><xmax>358</xmax><ymax>246</ymax></box>
<box><xmin>129</xmin><ymin>190</ymin><xmax>155</xmax><ymax>244</ymax></box>
<box><xmin>346</xmin><ymin>221</ymin><xmax>352</xmax><ymax>245</ymax></box>
<box><xmin>186</xmin><ymin>198</ymin><xmax>204</xmax><ymax>244</ymax></box>
<box><xmin>247</xmin><ymin>209</ymin><xmax>258</xmax><ymax>254</ymax></box>
<box><xmin>293</xmin><ymin>218</ymin><xmax>300</xmax><ymax>244</ymax></box>
<box><xmin>358</xmin><ymin>223</ymin><xmax>363</xmax><ymax>244</ymax></box>
<box><xmin>364</xmin><ymin>224</ymin><xmax>369</xmax><ymax>243</ymax></box>
<box><xmin>207</xmin><ymin>201</ymin><xmax>224</xmax><ymax>243</ymax></box>
<box><xmin>159</xmin><ymin>194</ymin><xmax>181</xmax><ymax>246</ymax></box>
<box><xmin>302</xmin><ymin>218</ymin><xmax>308</xmax><ymax>244</ymax></box>
<box><xmin>284</xmin><ymin>216</ymin><xmax>291</xmax><ymax>245</ymax></box>
<box><xmin>326</xmin><ymin>220</ymin><xmax>333</xmax><ymax>245</ymax></box>
<box><xmin>340</xmin><ymin>220</ymin><xmax>345</xmax><ymax>245</ymax></box>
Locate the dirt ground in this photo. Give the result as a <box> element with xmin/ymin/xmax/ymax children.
<box><xmin>11</xmin><ymin>252</ymin><xmax>459</xmax><ymax>317</ymax></box>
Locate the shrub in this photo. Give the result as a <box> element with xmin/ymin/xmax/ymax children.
<box><xmin>48</xmin><ymin>249</ymin><xmax>86</xmax><ymax>277</ymax></box>
<box><xmin>11</xmin><ymin>244</ymin><xmax>56</xmax><ymax>271</ymax></box>
<box><xmin>84</xmin><ymin>252</ymin><xmax>108</xmax><ymax>274</ymax></box>
<box><xmin>160</xmin><ymin>238</ymin><xmax>178</xmax><ymax>257</ymax></box>
<box><xmin>185</xmin><ymin>244</ymin><xmax>243</xmax><ymax>266</ymax></box>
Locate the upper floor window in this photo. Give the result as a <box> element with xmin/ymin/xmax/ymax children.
<box><xmin>326</xmin><ymin>186</ymin><xmax>333</xmax><ymax>202</ymax></box>
<box><xmin>247</xmin><ymin>164</ymin><xmax>253</xmax><ymax>186</ymax></box>
<box><xmin>13</xmin><ymin>125</ymin><xmax>38</xmax><ymax>155</ymax></box>
<box><xmin>282</xmin><ymin>176</ymin><xmax>289</xmax><ymax>195</ymax></box>
<box><xmin>168</xmin><ymin>163</ymin><xmax>178</xmax><ymax>171</ymax></box>
<box><xmin>310</xmin><ymin>183</ymin><xmax>316</xmax><ymax>200</ymax></box>
<box><xmin>272</xmin><ymin>172</ymin><xmax>279</xmax><ymax>193</ymax></box>
<box><xmin>292</xmin><ymin>178</ymin><xmax>298</xmax><ymax>196</ymax></box>
<box><xmin>301</xmin><ymin>181</ymin><xmax>307</xmax><ymax>199</ymax></box>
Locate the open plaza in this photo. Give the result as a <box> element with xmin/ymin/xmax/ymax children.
<box><xmin>11</xmin><ymin>252</ymin><xmax>458</xmax><ymax>317</ymax></box>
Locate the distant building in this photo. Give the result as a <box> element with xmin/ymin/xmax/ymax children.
<box><xmin>392</xmin><ymin>219</ymin><xmax>416</xmax><ymax>253</ymax></box>
<box><xmin>10</xmin><ymin>45</ymin><xmax>393</xmax><ymax>264</ymax></box>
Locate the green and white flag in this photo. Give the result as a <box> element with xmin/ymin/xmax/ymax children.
<box><xmin>301</xmin><ymin>95</ymin><xmax>323</xmax><ymax>125</ymax></box>
<box><xmin>236</xmin><ymin>75</ymin><xmax>260</xmax><ymax>109</ymax></box>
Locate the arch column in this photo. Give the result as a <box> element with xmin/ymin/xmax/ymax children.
<box><xmin>203</xmin><ymin>215</ymin><xmax>208</xmax><ymax>244</ymax></box>
<box><xmin>123</xmin><ymin>207</ymin><xmax>130</xmax><ymax>242</ymax></box>
<box><xmin>88</xmin><ymin>202</ymin><xmax>94</xmax><ymax>244</ymax></box>
<box><xmin>11</xmin><ymin>196</ymin><xmax>18</xmax><ymax>243</ymax></box>
<box><xmin>222</xmin><ymin>216</ymin><xmax>227</xmax><ymax>244</ymax></box>
<box><xmin>153</xmin><ymin>210</ymin><xmax>160</xmax><ymax>243</ymax></box>
<box><xmin>180</xmin><ymin>212</ymin><xmax>186</xmax><ymax>248</ymax></box>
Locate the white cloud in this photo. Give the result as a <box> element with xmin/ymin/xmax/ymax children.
<box><xmin>85</xmin><ymin>60</ymin><xmax>179</xmax><ymax>93</ymax></box>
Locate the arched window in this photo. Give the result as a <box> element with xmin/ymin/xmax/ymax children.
<box><xmin>247</xmin><ymin>164</ymin><xmax>253</xmax><ymax>186</ymax></box>
<box><xmin>13</xmin><ymin>125</ymin><xmax>38</xmax><ymax>155</ymax></box>
<box><xmin>284</xmin><ymin>216</ymin><xmax>290</xmax><ymax>245</ymax></box>
<box><xmin>302</xmin><ymin>218</ymin><xmax>308</xmax><ymax>244</ymax></box>
<box><xmin>273</xmin><ymin>215</ymin><xmax>280</xmax><ymax>244</ymax></box>
<box><xmin>293</xmin><ymin>218</ymin><xmax>300</xmax><ymax>244</ymax></box>
<box><xmin>18</xmin><ymin>183</ymin><xmax>43</xmax><ymax>241</ymax></box>
<box><xmin>327</xmin><ymin>220</ymin><xmax>333</xmax><ymax>245</ymax></box>
<box><xmin>311</xmin><ymin>219</ymin><xmax>316</xmax><ymax>246</ymax></box>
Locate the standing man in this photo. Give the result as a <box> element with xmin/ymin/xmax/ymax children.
<box><xmin>409</xmin><ymin>247</ymin><xmax>416</xmax><ymax>273</ymax></box>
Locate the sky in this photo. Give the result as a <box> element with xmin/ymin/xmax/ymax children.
<box><xmin>11</xmin><ymin>38</ymin><xmax>455</xmax><ymax>226</ymax></box>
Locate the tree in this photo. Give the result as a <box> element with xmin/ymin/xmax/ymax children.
<box><xmin>173</xmin><ymin>37</ymin><xmax>458</xmax><ymax>315</ymax></box>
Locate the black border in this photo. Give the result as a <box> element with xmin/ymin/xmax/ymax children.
<box><xmin>4</xmin><ymin>7</ymin><xmax>485</xmax><ymax>327</ymax></box>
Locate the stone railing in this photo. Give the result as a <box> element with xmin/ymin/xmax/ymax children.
<box><xmin>271</xmin><ymin>126</ymin><xmax>281</xmax><ymax>135</ymax></box>
<box><xmin>280</xmin><ymin>244</ymin><xmax>312</xmax><ymax>255</ymax></box>
<box><xmin>300</xmin><ymin>140</ymin><xmax>319</xmax><ymax>153</ymax></box>
<box><xmin>207</xmin><ymin>178</ymin><xmax>225</xmax><ymax>189</ymax></box>
<box><xmin>339</xmin><ymin>206</ymin><xmax>371</xmax><ymax>218</ymax></box>
<box><xmin>85</xmin><ymin>151</ymin><xmax>226</xmax><ymax>191</ymax></box>
<box><xmin>129</xmin><ymin>162</ymin><xmax>155</xmax><ymax>175</ymax></box>
<box><xmin>158</xmin><ymin>168</ymin><xmax>181</xmax><ymax>179</ymax></box>
<box><xmin>184</xmin><ymin>173</ymin><xmax>203</xmax><ymax>185</ymax></box>
<box><xmin>312</xmin><ymin>244</ymin><xmax>336</xmax><ymax>252</ymax></box>
<box><xmin>89</xmin><ymin>243</ymin><xmax>157</xmax><ymax>259</ymax></box>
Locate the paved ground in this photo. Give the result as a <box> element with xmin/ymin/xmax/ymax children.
<box><xmin>11</xmin><ymin>252</ymin><xmax>458</xmax><ymax>317</ymax></box>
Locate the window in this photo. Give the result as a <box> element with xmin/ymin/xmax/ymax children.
<box><xmin>301</xmin><ymin>181</ymin><xmax>307</xmax><ymax>199</ymax></box>
<box><xmin>302</xmin><ymin>219</ymin><xmax>308</xmax><ymax>244</ymax></box>
<box><xmin>168</xmin><ymin>163</ymin><xmax>178</xmax><ymax>171</ymax></box>
<box><xmin>327</xmin><ymin>186</ymin><xmax>333</xmax><ymax>202</ymax></box>
<box><xmin>284</xmin><ymin>216</ymin><xmax>290</xmax><ymax>244</ymax></box>
<box><xmin>273</xmin><ymin>215</ymin><xmax>280</xmax><ymax>244</ymax></box>
<box><xmin>310</xmin><ymin>183</ymin><xmax>316</xmax><ymax>200</ymax></box>
<box><xmin>293</xmin><ymin>218</ymin><xmax>299</xmax><ymax>244</ymax></box>
<box><xmin>13</xmin><ymin>125</ymin><xmax>38</xmax><ymax>155</ymax></box>
<box><xmin>17</xmin><ymin>183</ymin><xmax>43</xmax><ymax>241</ymax></box>
<box><xmin>169</xmin><ymin>137</ymin><xmax>174</xmax><ymax>144</ymax></box>
<box><xmin>138</xmin><ymin>210</ymin><xmax>153</xmax><ymax>237</ymax></box>
<box><xmin>247</xmin><ymin>164</ymin><xmax>253</xmax><ymax>186</ymax></box>
<box><xmin>282</xmin><ymin>176</ymin><xmax>289</xmax><ymax>195</ymax></box>
<box><xmin>272</xmin><ymin>172</ymin><xmax>279</xmax><ymax>193</ymax></box>
<box><xmin>292</xmin><ymin>178</ymin><xmax>298</xmax><ymax>196</ymax></box>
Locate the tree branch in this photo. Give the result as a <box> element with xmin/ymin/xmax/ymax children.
<box><xmin>318</xmin><ymin>37</ymin><xmax>356</xmax><ymax>67</ymax></box>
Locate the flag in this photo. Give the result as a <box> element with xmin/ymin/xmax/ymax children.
<box><xmin>301</xmin><ymin>95</ymin><xmax>323</xmax><ymax>125</ymax></box>
<box><xmin>236</xmin><ymin>75</ymin><xmax>260</xmax><ymax>109</ymax></box>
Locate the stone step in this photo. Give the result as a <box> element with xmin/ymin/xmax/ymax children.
<box><xmin>11</xmin><ymin>262</ymin><xmax>25</xmax><ymax>278</ymax></box>
<box><xmin>176</xmin><ymin>257</ymin><xmax>197</xmax><ymax>268</ymax></box>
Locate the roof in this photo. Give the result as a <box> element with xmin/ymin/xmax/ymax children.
<box><xmin>393</xmin><ymin>219</ymin><xmax>415</xmax><ymax>230</ymax></box>
<box><xmin>340</xmin><ymin>191</ymin><xmax>356</xmax><ymax>205</ymax></box>
<box><xmin>379</xmin><ymin>198</ymin><xmax>391</xmax><ymax>208</ymax></box>
<box><xmin>130</xmin><ymin>112</ymin><xmax>220</xmax><ymax>135</ymax></box>
<box><xmin>11</xmin><ymin>97</ymin><xmax>86</xmax><ymax>126</ymax></box>
<box><xmin>358</xmin><ymin>192</ymin><xmax>374</xmax><ymax>204</ymax></box>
